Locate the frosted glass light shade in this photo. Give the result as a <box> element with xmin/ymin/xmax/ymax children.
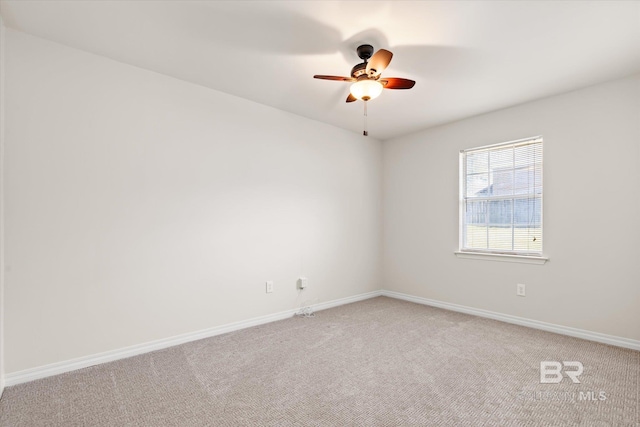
<box><xmin>350</xmin><ymin>80</ymin><xmax>383</xmax><ymax>101</ymax></box>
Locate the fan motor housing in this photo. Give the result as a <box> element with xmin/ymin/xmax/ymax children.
<box><xmin>351</xmin><ymin>63</ymin><xmax>367</xmax><ymax>78</ymax></box>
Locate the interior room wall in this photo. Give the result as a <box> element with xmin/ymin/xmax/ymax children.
<box><xmin>383</xmin><ymin>73</ymin><xmax>640</xmax><ymax>341</ymax></box>
<box><xmin>0</xmin><ymin>15</ymin><xmax>6</xmax><ymax>397</ymax></box>
<box><xmin>4</xmin><ymin>29</ymin><xmax>382</xmax><ymax>374</ymax></box>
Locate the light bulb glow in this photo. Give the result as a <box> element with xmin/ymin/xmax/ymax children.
<box><xmin>350</xmin><ymin>80</ymin><xmax>383</xmax><ymax>101</ymax></box>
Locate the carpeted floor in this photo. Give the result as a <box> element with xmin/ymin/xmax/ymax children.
<box><xmin>0</xmin><ymin>297</ymin><xmax>638</xmax><ymax>426</ymax></box>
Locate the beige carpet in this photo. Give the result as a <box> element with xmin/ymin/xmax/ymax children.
<box><xmin>1</xmin><ymin>297</ymin><xmax>638</xmax><ymax>426</ymax></box>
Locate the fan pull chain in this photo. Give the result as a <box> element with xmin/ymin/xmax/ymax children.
<box><xmin>363</xmin><ymin>101</ymin><xmax>368</xmax><ymax>136</ymax></box>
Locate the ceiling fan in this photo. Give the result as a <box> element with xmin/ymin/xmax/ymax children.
<box><xmin>314</xmin><ymin>44</ymin><xmax>415</xmax><ymax>135</ymax></box>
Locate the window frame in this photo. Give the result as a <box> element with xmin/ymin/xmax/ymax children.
<box><xmin>458</xmin><ymin>136</ymin><xmax>545</xmax><ymax>261</ymax></box>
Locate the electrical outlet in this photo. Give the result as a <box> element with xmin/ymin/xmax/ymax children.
<box><xmin>298</xmin><ymin>277</ymin><xmax>308</xmax><ymax>289</ymax></box>
<box><xmin>517</xmin><ymin>283</ymin><xmax>526</xmax><ymax>297</ymax></box>
<box><xmin>266</xmin><ymin>281</ymin><xmax>274</xmax><ymax>293</ymax></box>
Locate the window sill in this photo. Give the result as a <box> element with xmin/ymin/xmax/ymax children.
<box><xmin>454</xmin><ymin>251</ymin><xmax>548</xmax><ymax>265</ymax></box>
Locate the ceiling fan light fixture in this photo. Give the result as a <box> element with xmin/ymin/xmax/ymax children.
<box><xmin>350</xmin><ymin>79</ymin><xmax>383</xmax><ymax>101</ymax></box>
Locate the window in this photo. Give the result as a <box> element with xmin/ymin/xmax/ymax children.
<box><xmin>460</xmin><ymin>136</ymin><xmax>543</xmax><ymax>256</ymax></box>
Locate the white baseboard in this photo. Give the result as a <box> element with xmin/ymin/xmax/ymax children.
<box><xmin>6</xmin><ymin>288</ymin><xmax>637</xmax><ymax>387</ymax></box>
<box><xmin>381</xmin><ymin>290</ymin><xmax>640</xmax><ymax>351</ymax></box>
<box><xmin>5</xmin><ymin>290</ymin><xmax>382</xmax><ymax>387</ymax></box>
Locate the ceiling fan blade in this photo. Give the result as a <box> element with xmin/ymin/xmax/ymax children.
<box><xmin>366</xmin><ymin>49</ymin><xmax>393</xmax><ymax>76</ymax></box>
<box><xmin>314</xmin><ymin>75</ymin><xmax>355</xmax><ymax>82</ymax></box>
<box><xmin>346</xmin><ymin>93</ymin><xmax>357</xmax><ymax>103</ymax></box>
<box><xmin>380</xmin><ymin>78</ymin><xmax>416</xmax><ymax>89</ymax></box>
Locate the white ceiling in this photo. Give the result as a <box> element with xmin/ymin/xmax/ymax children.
<box><xmin>1</xmin><ymin>1</ymin><xmax>639</xmax><ymax>140</ymax></box>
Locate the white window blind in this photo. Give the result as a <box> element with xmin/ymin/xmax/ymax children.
<box><xmin>460</xmin><ymin>136</ymin><xmax>543</xmax><ymax>256</ymax></box>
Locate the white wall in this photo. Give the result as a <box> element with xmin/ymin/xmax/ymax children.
<box><xmin>4</xmin><ymin>30</ymin><xmax>382</xmax><ymax>374</ymax></box>
<box><xmin>383</xmin><ymin>73</ymin><xmax>640</xmax><ymax>341</ymax></box>
<box><xmin>0</xmin><ymin>15</ymin><xmax>6</xmax><ymax>397</ymax></box>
